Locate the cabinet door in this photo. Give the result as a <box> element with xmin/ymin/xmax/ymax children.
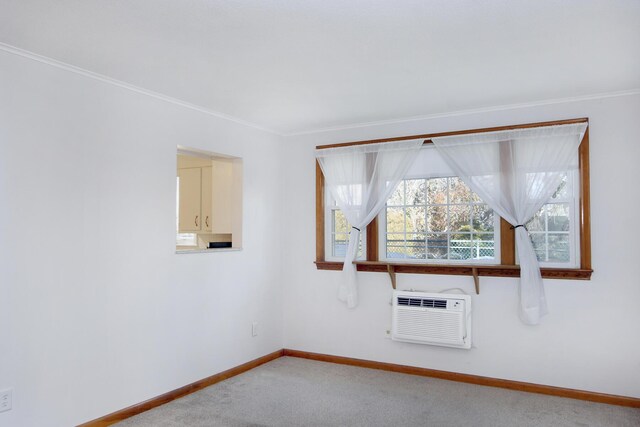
<box><xmin>178</xmin><ymin>168</ymin><xmax>201</xmax><ymax>232</ymax></box>
<box><xmin>211</xmin><ymin>160</ymin><xmax>233</xmax><ymax>233</ymax></box>
<box><xmin>201</xmin><ymin>166</ymin><xmax>212</xmax><ymax>232</ymax></box>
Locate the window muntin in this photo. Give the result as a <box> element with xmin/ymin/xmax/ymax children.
<box><xmin>380</xmin><ymin>177</ymin><xmax>499</xmax><ymax>263</ymax></box>
<box><xmin>526</xmin><ymin>171</ymin><xmax>580</xmax><ymax>267</ymax></box>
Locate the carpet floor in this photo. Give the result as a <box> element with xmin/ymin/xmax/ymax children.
<box><xmin>115</xmin><ymin>356</ymin><xmax>640</xmax><ymax>427</ymax></box>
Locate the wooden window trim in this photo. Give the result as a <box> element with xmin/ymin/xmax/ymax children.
<box><xmin>315</xmin><ymin>118</ymin><xmax>592</xmax><ymax>281</ymax></box>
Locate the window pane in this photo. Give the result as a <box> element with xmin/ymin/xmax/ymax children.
<box><xmin>449</xmin><ymin>205</ymin><xmax>471</xmax><ymax>233</ymax></box>
<box><xmin>547</xmin><ymin>203</ymin><xmax>570</xmax><ymax>232</ymax></box>
<box><xmin>333</xmin><ymin>209</ymin><xmax>349</xmax><ymax>234</ymax></box>
<box><xmin>386</xmin><ymin>233</ymin><xmax>407</xmax><ymax>259</ymax></box>
<box><xmin>386</xmin><ymin>207</ymin><xmax>405</xmax><ymax>233</ymax></box>
<box><xmin>427</xmin><ymin>205</ymin><xmax>447</xmax><ymax>232</ymax></box>
<box><xmin>548</xmin><ymin>233</ymin><xmax>570</xmax><ymax>262</ymax></box>
<box><xmin>527</xmin><ymin>207</ymin><xmax>545</xmax><ymax>232</ymax></box>
<box><xmin>449</xmin><ymin>177</ymin><xmax>480</xmax><ymax>203</ymax></box>
<box><xmin>473</xmin><ymin>234</ymin><xmax>496</xmax><ymax>259</ymax></box>
<box><xmin>332</xmin><ymin>233</ymin><xmax>364</xmax><ymax>258</ymax></box>
<box><xmin>450</xmin><ymin>234</ymin><xmax>472</xmax><ymax>260</ymax></box>
<box><xmin>383</xmin><ymin>176</ymin><xmax>497</xmax><ymax>263</ymax></box>
<box><xmin>387</xmin><ymin>182</ymin><xmax>404</xmax><ymax>206</ymax></box>
<box><xmin>406</xmin><ymin>206</ymin><xmax>426</xmax><ymax>233</ymax></box>
<box><xmin>332</xmin><ymin>233</ymin><xmax>349</xmax><ymax>257</ymax></box>
<box><xmin>427</xmin><ymin>233</ymin><xmax>448</xmax><ymax>260</ymax></box>
<box><xmin>472</xmin><ymin>204</ymin><xmax>494</xmax><ymax>232</ymax></box>
<box><xmin>526</xmin><ymin>198</ymin><xmax>572</xmax><ymax>264</ymax></box>
<box><xmin>530</xmin><ymin>233</ymin><xmax>547</xmax><ymax>262</ymax></box>
<box><xmin>406</xmin><ymin>233</ymin><xmax>426</xmax><ymax>259</ymax></box>
<box><xmin>426</xmin><ymin>178</ymin><xmax>448</xmax><ymax>204</ymax></box>
<box><xmin>405</xmin><ymin>179</ymin><xmax>426</xmax><ymax>205</ymax></box>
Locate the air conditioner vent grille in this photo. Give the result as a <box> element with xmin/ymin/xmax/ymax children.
<box><xmin>392</xmin><ymin>291</ymin><xmax>471</xmax><ymax>349</ymax></box>
<box><xmin>397</xmin><ymin>297</ymin><xmax>447</xmax><ymax>308</ymax></box>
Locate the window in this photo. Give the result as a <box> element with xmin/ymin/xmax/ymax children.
<box><xmin>526</xmin><ymin>172</ymin><xmax>580</xmax><ymax>268</ymax></box>
<box><xmin>324</xmin><ymin>193</ymin><xmax>365</xmax><ymax>261</ymax></box>
<box><xmin>380</xmin><ymin>177</ymin><xmax>499</xmax><ymax>263</ymax></box>
<box><xmin>316</xmin><ymin>119</ymin><xmax>592</xmax><ymax>280</ymax></box>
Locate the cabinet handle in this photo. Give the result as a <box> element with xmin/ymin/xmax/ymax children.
<box><xmin>205</xmin><ymin>216</ymin><xmax>209</xmax><ymax>228</ymax></box>
<box><xmin>195</xmin><ymin>215</ymin><xmax>199</xmax><ymax>227</ymax></box>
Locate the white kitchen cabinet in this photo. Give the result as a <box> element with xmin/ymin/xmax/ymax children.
<box><xmin>177</xmin><ymin>151</ymin><xmax>242</xmax><ymax>250</ymax></box>
<box><xmin>178</xmin><ymin>167</ymin><xmax>202</xmax><ymax>232</ymax></box>
<box><xmin>210</xmin><ymin>160</ymin><xmax>233</xmax><ymax>234</ymax></box>
<box><xmin>178</xmin><ymin>162</ymin><xmax>233</xmax><ymax>234</ymax></box>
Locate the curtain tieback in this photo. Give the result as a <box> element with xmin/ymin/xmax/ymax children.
<box><xmin>510</xmin><ymin>224</ymin><xmax>526</xmax><ymax>230</ymax></box>
<box><xmin>351</xmin><ymin>226</ymin><xmax>361</xmax><ymax>232</ymax></box>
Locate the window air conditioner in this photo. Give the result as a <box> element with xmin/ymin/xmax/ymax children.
<box><xmin>391</xmin><ymin>290</ymin><xmax>471</xmax><ymax>349</ymax></box>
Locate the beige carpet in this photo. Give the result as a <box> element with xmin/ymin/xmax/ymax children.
<box><xmin>116</xmin><ymin>356</ymin><xmax>640</xmax><ymax>427</ymax></box>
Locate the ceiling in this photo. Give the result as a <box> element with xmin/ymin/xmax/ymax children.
<box><xmin>1</xmin><ymin>0</ymin><xmax>639</xmax><ymax>135</ymax></box>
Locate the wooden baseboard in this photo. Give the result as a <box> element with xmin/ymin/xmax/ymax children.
<box><xmin>283</xmin><ymin>349</ymin><xmax>640</xmax><ymax>408</ymax></box>
<box><xmin>78</xmin><ymin>346</ymin><xmax>640</xmax><ymax>426</ymax></box>
<box><xmin>77</xmin><ymin>349</ymin><xmax>284</xmax><ymax>427</ymax></box>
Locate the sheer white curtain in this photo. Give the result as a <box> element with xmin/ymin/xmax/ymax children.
<box><xmin>432</xmin><ymin>123</ymin><xmax>587</xmax><ymax>324</ymax></box>
<box><xmin>316</xmin><ymin>139</ymin><xmax>423</xmax><ymax>308</ymax></box>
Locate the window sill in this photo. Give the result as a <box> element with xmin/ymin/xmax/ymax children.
<box><xmin>314</xmin><ymin>261</ymin><xmax>592</xmax><ymax>280</ymax></box>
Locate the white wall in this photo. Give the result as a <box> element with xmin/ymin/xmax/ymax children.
<box><xmin>1</xmin><ymin>44</ymin><xmax>639</xmax><ymax>427</ymax></box>
<box><xmin>282</xmin><ymin>93</ymin><xmax>640</xmax><ymax>398</ymax></box>
<box><xmin>0</xmin><ymin>51</ymin><xmax>284</xmax><ymax>426</ymax></box>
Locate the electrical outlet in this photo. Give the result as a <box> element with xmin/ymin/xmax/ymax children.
<box><xmin>251</xmin><ymin>322</ymin><xmax>258</xmax><ymax>337</ymax></box>
<box><xmin>0</xmin><ymin>389</ymin><xmax>12</xmax><ymax>413</ymax></box>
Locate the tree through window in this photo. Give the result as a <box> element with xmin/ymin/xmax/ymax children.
<box><xmin>382</xmin><ymin>177</ymin><xmax>497</xmax><ymax>262</ymax></box>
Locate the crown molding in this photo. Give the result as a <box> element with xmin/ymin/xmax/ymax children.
<box><xmin>284</xmin><ymin>89</ymin><xmax>640</xmax><ymax>136</ymax></box>
<box><xmin>0</xmin><ymin>41</ymin><xmax>283</xmax><ymax>136</ymax></box>
<box><xmin>2</xmin><ymin>41</ymin><xmax>638</xmax><ymax>138</ymax></box>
